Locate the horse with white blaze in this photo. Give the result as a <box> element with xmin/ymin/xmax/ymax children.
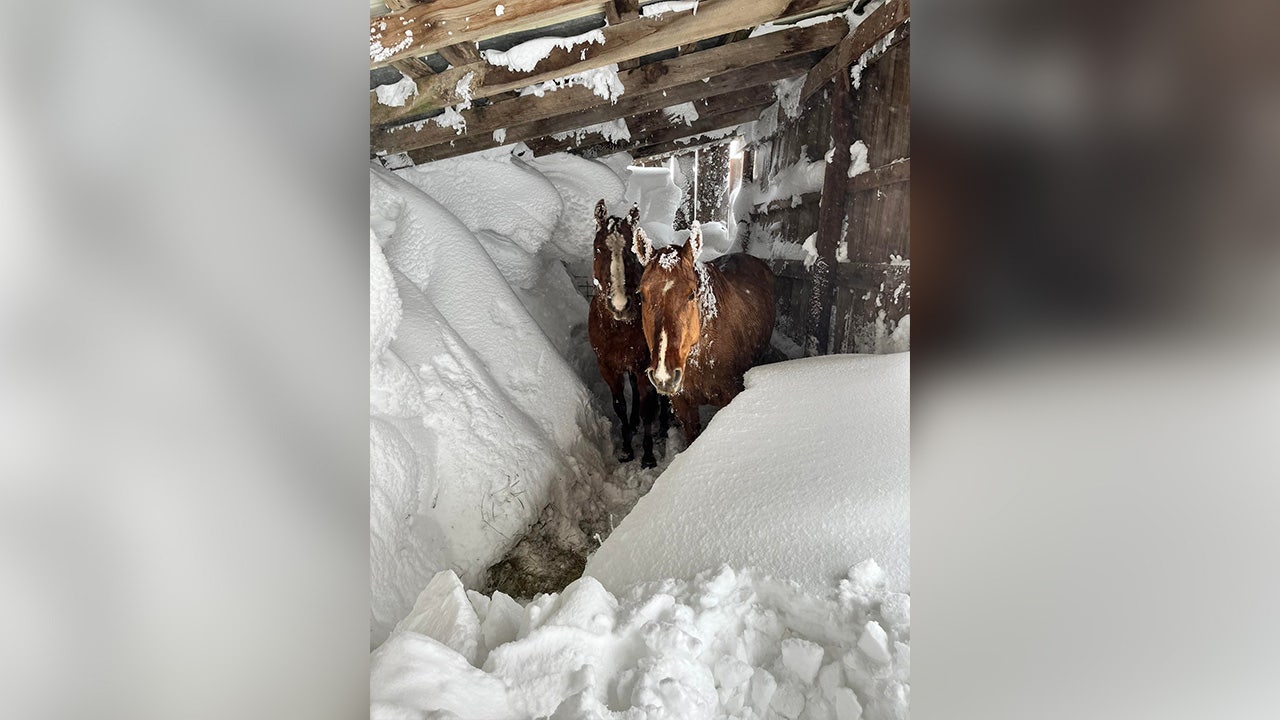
<box><xmin>588</xmin><ymin>200</ymin><xmax>661</xmax><ymax>467</ymax></box>
<box><xmin>633</xmin><ymin>221</ymin><xmax>776</xmax><ymax>445</ymax></box>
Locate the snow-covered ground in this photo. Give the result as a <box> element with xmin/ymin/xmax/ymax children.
<box><xmin>371</xmin><ymin>354</ymin><xmax>910</xmax><ymax>719</ymax></box>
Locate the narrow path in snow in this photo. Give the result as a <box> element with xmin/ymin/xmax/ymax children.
<box><xmin>481</xmin><ymin>315</ymin><xmax>686</xmax><ymax>600</ymax></box>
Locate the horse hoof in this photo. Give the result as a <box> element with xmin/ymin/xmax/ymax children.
<box><xmin>641</xmin><ymin>456</ymin><xmax>657</xmax><ymax>469</ymax></box>
<box><xmin>619</xmin><ymin>451</ymin><xmax>635</xmax><ymax>462</ymax></box>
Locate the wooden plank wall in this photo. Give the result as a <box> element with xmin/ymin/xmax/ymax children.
<box><xmin>745</xmin><ymin>35</ymin><xmax>910</xmax><ymax>355</ymax></box>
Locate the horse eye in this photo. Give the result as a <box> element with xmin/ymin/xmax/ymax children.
<box><xmin>637</xmin><ymin>292</ymin><xmax>644</xmax><ymax>303</ymax></box>
<box><xmin>688</xmin><ymin>292</ymin><xmax>695</xmax><ymax>301</ymax></box>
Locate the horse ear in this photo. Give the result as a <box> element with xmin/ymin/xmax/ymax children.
<box><xmin>594</xmin><ymin>199</ymin><xmax>607</xmax><ymax>226</ymax></box>
<box><xmin>685</xmin><ymin>220</ymin><xmax>704</xmax><ymax>261</ymax></box>
<box><xmin>628</xmin><ymin>203</ymin><xmax>640</xmax><ymax>225</ymax></box>
<box><xmin>632</xmin><ymin>226</ymin><xmax>655</xmax><ymax>266</ymax></box>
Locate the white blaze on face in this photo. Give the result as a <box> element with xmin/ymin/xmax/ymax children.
<box><xmin>653</xmin><ymin>330</ymin><xmax>670</xmax><ymax>384</ymax></box>
<box><xmin>607</xmin><ymin>232</ymin><xmax>627</xmax><ymax>312</ymax></box>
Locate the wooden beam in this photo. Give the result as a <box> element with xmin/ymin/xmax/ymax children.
<box><xmin>800</xmin><ymin>0</ymin><xmax>908</xmax><ymax>101</ymax></box>
<box><xmin>371</xmin><ymin>0</ymin><xmax>607</xmax><ymax>68</ymax></box>
<box><xmin>407</xmin><ymin>0</ymin><xmax>852</xmax><ymax>107</ymax></box>
<box><xmin>384</xmin><ymin>52</ymin><xmax>819</xmax><ymax>160</ymax></box>
<box><xmin>625</xmin><ymin>105</ymin><xmax>767</xmax><ymax>158</ymax></box>
<box><xmin>806</xmin><ymin>66</ymin><xmax>854</xmax><ymax>355</ymax></box>
<box><xmin>849</xmin><ymin>157</ymin><xmax>909</xmax><ymax>193</ymax></box>
<box><xmin>391</xmin><ymin>57</ymin><xmax>435</xmax><ymax>79</ymax></box>
<box><xmin>534</xmin><ymin>93</ymin><xmax>774</xmax><ymax>156</ymax></box>
<box><xmin>372</xmin><ymin>17</ymin><xmax>842</xmax><ymax>128</ymax></box>
<box><xmin>405</xmin><ymin>74</ymin><xmax>781</xmax><ymax>164</ymax></box>
<box><xmin>604</xmin><ymin>0</ymin><xmax>640</xmax><ymax>24</ymax></box>
<box><xmin>436</xmin><ymin>42</ymin><xmax>482</xmax><ymax>67</ymax></box>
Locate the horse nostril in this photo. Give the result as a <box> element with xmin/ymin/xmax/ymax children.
<box><xmin>672</xmin><ymin>368</ymin><xmax>682</xmax><ymax>386</ymax></box>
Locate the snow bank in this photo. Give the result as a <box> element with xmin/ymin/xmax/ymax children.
<box><xmin>524</xmin><ymin>152</ymin><xmax>627</xmax><ymax>262</ymax></box>
<box><xmin>672</xmin><ymin>221</ymin><xmax>735</xmax><ymax>261</ymax></box>
<box><xmin>372</xmin><ymin>564</ymin><xmax>910</xmax><ymax>720</ymax></box>
<box><xmin>369</xmin><ymin>166</ymin><xmax>612</xmax><ymax>644</ymax></box>
<box><xmin>624</xmin><ymin>163</ymin><xmax>683</xmax><ymax>247</ymax></box>
<box><xmin>587</xmin><ymin>353</ymin><xmax>910</xmax><ymax>595</ymax></box>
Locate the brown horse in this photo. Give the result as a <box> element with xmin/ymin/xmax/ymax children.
<box><xmin>633</xmin><ymin>221</ymin><xmax>776</xmax><ymax>445</ymax></box>
<box><xmin>588</xmin><ymin>200</ymin><xmax>661</xmax><ymax>467</ymax></box>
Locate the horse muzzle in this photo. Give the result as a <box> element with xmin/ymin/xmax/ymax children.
<box><xmin>646</xmin><ymin>367</ymin><xmax>683</xmax><ymax>396</ymax></box>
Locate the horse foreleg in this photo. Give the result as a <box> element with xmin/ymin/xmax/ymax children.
<box><xmin>637</xmin><ymin>379</ymin><xmax>659</xmax><ymax>468</ymax></box>
<box><xmin>603</xmin><ymin>369</ymin><xmax>634</xmax><ymax>461</ymax></box>
<box><xmin>672</xmin><ymin>396</ymin><xmax>702</xmax><ymax>448</ymax></box>
<box><xmin>627</xmin><ymin>372</ymin><xmax>642</xmax><ymax>431</ymax></box>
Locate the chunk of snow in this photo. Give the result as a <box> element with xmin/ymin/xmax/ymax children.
<box><xmin>664</xmin><ymin>101</ymin><xmax>700</xmax><ymax>126</ymax></box>
<box><xmin>495</xmin><ymin>3</ymin><xmax>504</xmax><ymax>15</ymax></box>
<box><xmin>641</xmin><ymin>0</ymin><xmax>699</xmax><ymax>17</ymax></box>
<box><xmin>774</xmin><ymin>76</ymin><xmax>805</xmax><ymax>119</ymax></box>
<box><xmin>801</xmin><ymin>231</ymin><xmax>819</xmax><ymax>269</ymax></box>
<box><xmin>374</xmin><ymin>74</ymin><xmax>418</xmax><ymax>107</ymax></box>
<box><xmin>780</xmin><ymin>638</ymin><xmax>825</xmax><ymax>685</ymax></box>
<box><xmin>848</xmin><ymin>140</ymin><xmax>871</xmax><ymax>177</ymax></box>
<box><xmin>391</xmin><ymin>570</ymin><xmax>482</xmax><ymax>666</ymax></box>
<box><xmin>857</xmin><ymin>621</ymin><xmax>892</xmax><ymax>664</ymax></box>
<box><xmin>492</xmin><ymin>127</ymin><xmax>506</xmax><ymax>143</ymax></box>
<box><xmin>482</xmin><ymin>29</ymin><xmax>606</xmax><ymax>73</ymax></box>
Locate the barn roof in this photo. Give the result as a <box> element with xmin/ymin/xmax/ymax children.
<box><xmin>370</xmin><ymin>0</ymin><xmax>908</xmax><ymax>166</ymax></box>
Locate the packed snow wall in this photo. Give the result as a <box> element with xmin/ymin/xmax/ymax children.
<box><xmin>368</xmin><ymin>151</ymin><xmax>636</xmax><ymax>646</ymax></box>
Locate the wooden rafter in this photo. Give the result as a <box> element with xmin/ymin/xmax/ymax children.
<box><xmin>404</xmin><ymin>0</ymin><xmax>852</xmax><ymax>111</ymax></box>
<box><xmin>401</xmin><ymin>56</ymin><xmax>806</xmax><ymax>163</ymax></box>
<box><xmin>370</xmin><ymin>0</ymin><xmax>607</xmax><ymax>68</ymax></box>
<box><xmin>437</xmin><ymin>42</ymin><xmax>482</xmax><ymax>67</ymax></box>
<box><xmin>800</xmin><ymin>0</ymin><xmax>908</xmax><ymax>101</ymax></box>
<box><xmin>530</xmin><ymin>88</ymin><xmax>778</xmax><ymax>156</ymax></box>
<box><xmin>372</xmin><ymin>19</ymin><xmax>844</xmax><ymax>142</ymax></box>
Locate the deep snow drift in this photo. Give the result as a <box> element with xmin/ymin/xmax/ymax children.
<box><xmin>587</xmin><ymin>354</ymin><xmax>910</xmax><ymax>595</ymax></box>
<box><xmin>369</xmin><ymin>147</ymin><xmax>700</xmax><ymax>645</ymax></box>
<box><xmin>370</xmin><ymin>354</ymin><xmax>911</xmax><ymax>719</ymax></box>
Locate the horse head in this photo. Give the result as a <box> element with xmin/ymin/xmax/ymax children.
<box><xmin>634</xmin><ymin>221</ymin><xmax>707</xmax><ymax>396</ymax></box>
<box><xmin>592</xmin><ymin>199</ymin><xmax>643</xmax><ymax>322</ymax></box>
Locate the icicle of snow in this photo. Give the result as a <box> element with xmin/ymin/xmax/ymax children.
<box><xmin>482</xmin><ymin>29</ymin><xmax>606</xmax><ymax>72</ymax></box>
<box><xmin>374</xmin><ymin>74</ymin><xmax>419</xmax><ymax>107</ymax></box>
<box><xmin>518</xmin><ymin>64</ymin><xmax>625</xmax><ymax>103</ymax></box>
<box><xmin>851</xmin><ymin>23</ymin><xmax>903</xmax><ymax>90</ymax></box>
<box><xmin>674</xmin><ymin>127</ymin><xmax>736</xmax><ymax>146</ymax></box>
<box><xmin>551</xmin><ymin>118</ymin><xmax>631</xmax><ymax>144</ymax></box>
<box><xmin>663</xmin><ymin>102</ymin><xmax>699</xmax><ymax>126</ymax></box>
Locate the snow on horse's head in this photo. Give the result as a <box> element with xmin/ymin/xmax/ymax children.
<box><xmin>591</xmin><ymin>199</ymin><xmax>643</xmax><ymax>322</ymax></box>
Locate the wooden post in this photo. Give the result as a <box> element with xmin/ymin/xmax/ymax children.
<box><xmin>807</xmin><ymin>74</ymin><xmax>854</xmax><ymax>356</ymax></box>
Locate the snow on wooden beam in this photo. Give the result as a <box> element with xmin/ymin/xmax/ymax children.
<box><xmin>371</xmin><ymin>0</ymin><xmax>607</xmax><ymax>68</ymax></box>
<box><xmin>535</xmin><ymin>90</ymin><xmax>777</xmax><ymax>157</ymax></box>
<box><xmin>610</xmin><ymin>105</ymin><xmax>768</xmax><ymax>159</ymax></box>
<box><xmin>386</xmin><ymin>53</ymin><xmax>817</xmax><ymax>161</ymax></box>
<box><xmin>799</xmin><ymin>0</ymin><xmax>908</xmax><ymax>102</ymax></box>
<box><xmin>403</xmin><ymin>0</ymin><xmax>852</xmax><ymax>109</ymax></box>
<box><xmin>403</xmin><ymin>77</ymin><xmax>777</xmax><ymax>164</ymax></box>
<box><xmin>372</xmin><ymin>16</ymin><xmax>844</xmax><ymax>129</ymax></box>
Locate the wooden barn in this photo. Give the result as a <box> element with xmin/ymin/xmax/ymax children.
<box><xmin>370</xmin><ymin>0</ymin><xmax>910</xmax><ymax>358</ymax></box>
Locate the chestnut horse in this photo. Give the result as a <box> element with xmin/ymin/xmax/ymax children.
<box><xmin>633</xmin><ymin>221</ymin><xmax>776</xmax><ymax>445</ymax></box>
<box><xmin>588</xmin><ymin>200</ymin><xmax>661</xmax><ymax>467</ymax></box>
